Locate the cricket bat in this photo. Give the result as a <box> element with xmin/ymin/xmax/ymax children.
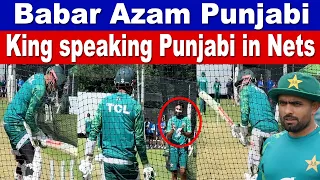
<box><xmin>198</xmin><ymin>91</ymin><xmax>234</xmax><ymax>126</ymax></box>
<box><xmin>24</xmin><ymin>122</ymin><xmax>78</xmax><ymax>157</ymax></box>
<box><xmin>42</xmin><ymin>139</ymin><xmax>78</xmax><ymax>157</ymax></box>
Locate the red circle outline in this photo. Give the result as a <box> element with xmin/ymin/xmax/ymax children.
<box><xmin>157</xmin><ymin>96</ymin><xmax>202</xmax><ymax>148</ymax></box>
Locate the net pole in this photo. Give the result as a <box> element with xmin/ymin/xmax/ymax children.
<box><xmin>283</xmin><ymin>65</ymin><xmax>288</xmax><ymax>75</ymax></box>
<box><xmin>136</xmin><ymin>65</ymin><xmax>140</xmax><ymax>103</ymax></box>
<box><xmin>7</xmin><ymin>64</ymin><xmax>16</xmax><ymax>103</ymax></box>
<box><xmin>141</xmin><ymin>65</ymin><xmax>145</xmax><ymax>112</ymax></box>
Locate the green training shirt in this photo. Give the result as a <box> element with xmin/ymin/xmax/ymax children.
<box><xmin>88</xmin><ymin>92</ymin><xmax>149</xmax><ymax>165</ymax></box>
<box><xmin>258</xmin><ymin>128</ymin><xmax>320</xmax><ymax>180</ymax></box>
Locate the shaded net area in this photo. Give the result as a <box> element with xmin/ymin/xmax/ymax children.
<box><xmin>0</xmin><ymin>65</ymin><xmax>78</xmax><ymax>179</ymax></box>
<box><xmin>195</xmin><ymin>64</ymin><xmax>307</xmax><ymax>179</ymax></box>
<box><xmin>76</xmin><ymin>65</ymin><xmax>198</xmax><ymax>180</ymax></box>
<box><xmin>1</xmin><ymin>64</ymin><xmax>316</xmax><ymax>180</ymax></box>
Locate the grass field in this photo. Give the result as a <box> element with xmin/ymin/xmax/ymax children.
<box><xmin>0</xmin><ymin>98</ymin><xmax>80</xmax><ymax>179</ymax></box>
<box><xmin>196</xmin><ymin>99</ymin><xmax>248</xmax><ymax>180</ymax></box>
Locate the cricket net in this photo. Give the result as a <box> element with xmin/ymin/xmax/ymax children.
<box><xmin>76</xmin><ymin>65</ymin><xmax>197</xmax><ymax>180</ymax></box>
<box><xmin>0</xmin><ymin>64</ymin><xmax>316</xmax><ymax>180</ymax></box>
<box><xmin>195</xmin><ymin>64</ymin><xmax>308</xmax><ymax>180</ymax></box>
<box><xmin>0</xmin><ymin>65</ymin><xmax>79</xmax><ymax>179</ymax></box>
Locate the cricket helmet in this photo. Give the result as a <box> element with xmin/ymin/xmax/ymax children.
<box><xmin>201</xmin><ymin>72</ymin><xmax>206</xmax><ymax>76</ymax></box>
<box><xmin>114</xmin><ymin>66</ymin><xmax>136</xmax><ymax>87</ymax></box>
<box><xmin>235</xmin><ymin>69</ymin><xmax>255</xmax><ymax>87</ymax></box>
<box><xmin>46</xmin><ymin>65</ymin><xmax>66</xmax><ymax>87</ymax></box>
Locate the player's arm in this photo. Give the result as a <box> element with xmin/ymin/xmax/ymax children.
<box><xmin>240</xmin><ymin>86</ymin><xmax>249</xmax><ymax>126</ymax></box>
<box><xmin>85</xmin><ymin>102</ymin><xmax>103</xmax><ymax>157</ymax></box>
<box><xmin>182</xmin><ymin>117</ymin><xmax>193</xmax><ymax>138</ymax></box>
<box><xmin>134</xmin><ymin>104</ymin><xmax>149</xmax><ymax>165</ymax></box>
<box><xmin>166</xmin><ymin>118</ymin><xmax>174</xmax><ymax>139</ymax></box>
<box><xmin>88</xmin><ymin>103</ymin><xmax>102</xmax><ymax>141</ymax></box>
<box><xmin>25</xmin><ymin>85</ymin><xmax>45</xmax><ymax>134</ymax></box>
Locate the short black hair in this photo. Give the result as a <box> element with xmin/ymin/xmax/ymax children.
<box><xmin>175</xmin><ymin>101</ymin><xmax>184</xmax><ymax>109</ymax></box>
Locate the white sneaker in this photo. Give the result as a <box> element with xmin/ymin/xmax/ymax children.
<box><xmin>14</xmin><ymin>173</ymin><xmax>23</xmax><ymax>180</ymax></box>
<box><xmin>244</xmin><ymin>173</ymin><xmax>258</xmax><ymax>180</ymax></box>
<box><xmin>22</xmin><ymin>175</ymin><xmax>33</xmax><ymax>180</ymax></box>
<box><xmin>251</xmin><ymin>174</ymin><xmax>258</xmax><ymax>180</ymax></box>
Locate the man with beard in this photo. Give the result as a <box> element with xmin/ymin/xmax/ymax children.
<box><xmin>166</xmin><ymin>101</ymin><xmax>193</xmax><ymax>180</ymax></box>
<box><xmin>258</xmin><ymin>72</ymin><xmax>320</xmax><ymax>180</ymax></box>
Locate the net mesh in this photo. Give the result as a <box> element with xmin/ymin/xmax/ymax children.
<box><xmin>76</xmin><ymin>65</ymin><xmax>197</xmax><ymax>180</ymax></box>
<box><xmin>0</xmin><ymin>64</ymin><xmax>316</xmax><ymax>180</ymax></box>
<box><xmin>0</xmin><ymin>65</ymin><xmax>78</xmax><ymax>179</ymax></box>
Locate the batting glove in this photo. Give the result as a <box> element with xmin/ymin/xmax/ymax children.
<box><xmin>240</xmin><ymin>125</ymin><xmax>249</xmax><ymax>137</ymax></box>
<box><xmin>231</xmin><ymin>124</ymin><xmax>240</xmax><ymax>138</ymax></box>
<box><xmin>79</xmin><ymin>156</ymin><xmax>93</xmax><ymax>179</ymax></box>
<box><xmin>245</xmin><ymin>172</ymin><xmax>258</xmax><ymax>180</ymax></box>
<box><xmin>85</xmin><ymin>140</ymin><xmax>97</xmax><ymax>156</ymax></box>
<box><xmin>239</xmin><ymin>125</ymin><xmax>249</xmax><ymax>146</ymax></box>
<box><xmin>143</xmin><ymin>164</ymin><xmax>156</xmax><ymax>180</ymax></box>
<box><xmin>175</xmin><ymin>127</ymin><xmax>183</xmax><ymax>138</ymax></box>
<box><xmin>32</xmin><ymin>130</ymin><xmax>48</xmax><ymax>147</ymax></box>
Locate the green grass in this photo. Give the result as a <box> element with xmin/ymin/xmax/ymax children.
<box><xmin>196</xmin><ymin>98</ymin><xmax>249</xmax><ymax>180</ymax></box>
<box><xmin>0</xmin><ymin>98</ymin><xmax>8</xmax><ymax>122</ymax></box>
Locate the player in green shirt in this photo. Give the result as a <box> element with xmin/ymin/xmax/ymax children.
<box><xmin>84</xmin><ymin>113</ymin><xmax>103</xmax><ymax>149</ymax></box>
<box><xmin>79</xmin><ymin>66</ymin><xmax>155</xmax><ymax>180</ymax></box>
<box><xmin>234</xmin><ymin>69</ymin><xmax>279</xmax><ymax>180</ymax></box>
<box><xmin>85</xmin><ymin>113</ymin><xmax>91</xmax><ymax>137</ymax></box>
<box><xmin>213</xmin><ymin>78</ymin><xmax>221</xmax><ymax>103</ymax></box>
<box><xmin>3</xmin><ymin>65</ymin><xmax>66</xmax><ymax>180</ymax></box>
<box><xmin>166</xmin><ymin>101</ymin><xmax>193</xmax><ymax>180</ymax></box>
<box><xmin>258</xmin><ymin>72</ymin><xmax>320</xmax><ymax>180</ymax></box>
<box><xmin>197</xmin><ymin>72</ymin><xmax>208</xmax><ymax>115</ymax></box>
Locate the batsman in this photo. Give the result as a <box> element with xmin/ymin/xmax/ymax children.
<box><xmin>234</xmin><ymin>69</ymin><xmax>279</xmax><ymax>179</ymax></box>
<box><xmin>79</xmin><ymin>66</ymin><xmax>155</xmax><ymax>180</ymax></box>
<box><xmin>3</xmin><ymin>65</ymin><xmax>66</xmax><ymax>180</ymax></box>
